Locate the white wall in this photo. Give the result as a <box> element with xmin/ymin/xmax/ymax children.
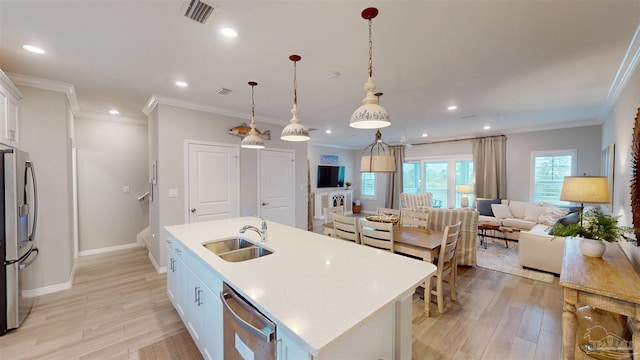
<box><xmin>75</xmin><ymin>117</ymin><xmax>149</xmax><ymax>252</ymax></box>
<box><xmin>149</xmin><ymin>104</ymin><xmax>308</xmax><ymax>268</ymax></box>
<box><xmin>601</xmin><ymin>55</ymin><xmax>640</xmax><ymax>267</ymax></box>
<box><xmin>506</xmin><ymin>125</ymin><xmax>602</xmax><ymax>201</ymax></box>
<box><xmin>17</xmin><ymin>85</ymin><xmax>74</xmax><ymax>290</ymax></box>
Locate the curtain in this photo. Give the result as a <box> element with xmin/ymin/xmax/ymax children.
<box><xmin>472</xmin><ymin>136</ymin><xmax>507</xmax><ymax>199</ymax></box>
<box><xmin>385</xmin><ymin>145</ymin><xmax>405</xmax><ymax>209</ymax></box>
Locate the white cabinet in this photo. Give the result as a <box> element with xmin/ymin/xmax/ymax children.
<box><xmin>166</xmin><ymin>238</ymin><xmax>223</xmax><ymax>360</ymax></box>
<box><xmin>0</xmin><ymin>71</ymin><xmax>21</xmax><ymax>148</ymax></box>
<box><xmin>278</xmin><ymin>331</ymin><xmax>311</xmax><ymax>360</ymax></box>
<box><xmin>314</xmin><ymin>190</ymin><xmax>353</xmax><ymax>219</ymax></box>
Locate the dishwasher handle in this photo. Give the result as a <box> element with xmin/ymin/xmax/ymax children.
<box><xmin>221</xmin><ymin>290</ymin><xmax>276</xmax><ymax>343</ymax></box>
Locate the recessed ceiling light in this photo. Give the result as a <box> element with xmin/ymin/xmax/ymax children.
<box><xmin>220</xmin><ymin>27</ymin><xmax>238</xmax><ymax>38</ymax></box>
<box><xmin>175</xmin><ymin>81</ymin><xmax>189</xmax><ymax>87</ymax></box>
<box><xmin>421</xmin><ymin>133</ymin><xmax>428</xmax><ymax>137</ymax></box>
<box><xmin>325</xmin><ymin>130</ymin><xmax>332</xmax><ymax>134</ymax></box>
<box><xmin>109</xmin><ymin>109</ymin><xmax>120</xmax><ymax>115</ymax></box>
<box><xmin>483</xmin><ymin>125</ymin><xmax>491</xmax><ymax>130</ymax></box>
<box><xmin>447</xmin><ymin>105</ymin><xmax>457</xmax><ymax>111</ymax></box>
<box><xmin>23</xmin><ymin>45</ymin><xmax>45</xmax><ymax>54</ymax></box>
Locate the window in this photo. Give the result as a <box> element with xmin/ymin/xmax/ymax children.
<box><xmin>361</xmin><ymin>172</ymin><xmax>375</xmax><ymax>198</ymax></box>
<box><xmin>531</xmin><ymin>150</ymin><xmax>576</xmax><ymax>203</ymax></box>
<box><xmin>403</xmin><ymin>156</ymin><xmax>473</xmax><ymax>208</ymax></box>
<box><xmin>403</xmin><ymin>162</ymin><xmax>421</xmax><ymax>194</ymax></box>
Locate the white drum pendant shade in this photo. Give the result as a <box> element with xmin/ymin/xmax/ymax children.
<box><xmin>361</xmin><ymin>155</ymin><xmax>395</xmax><ymax>172</ymax></box>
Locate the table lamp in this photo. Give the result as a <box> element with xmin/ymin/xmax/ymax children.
<box><xmin>559</xmin><ymin>175</ymin><xmax>610</xmax><ymax>225</ymax></box>
<box><xmin>457</xmin><ymin>184</ymin><xmax>473</xmax><ymax>208</ymax></box>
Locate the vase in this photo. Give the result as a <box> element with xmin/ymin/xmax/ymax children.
<box><xmin>580</xmin><ymin>238</ymin><xmax>606</xmax><ymax>257</ymax></box>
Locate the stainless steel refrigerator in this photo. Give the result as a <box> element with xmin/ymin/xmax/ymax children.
<box><xmin>0</xmin><ymin>146</ymin><xmax>38</xmax><ymax>335</ymax></box>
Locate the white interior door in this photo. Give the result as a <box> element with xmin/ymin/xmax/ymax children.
<box><xmin>187</xmin><ymin>142</ymin><xmax>239</xmax><ymax>223</ymax></box>
<box><xmin>259</xmin><ymin>149</ymin><xmax>294</xmax><ymax>226</ymax></box>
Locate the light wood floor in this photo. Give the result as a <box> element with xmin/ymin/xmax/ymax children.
<box><xmin>0</xmin><ymin>247</ymin><xmax>184</xmax><ymax>360</ymax></box>
<box><xmin>0</xmin><ymin>240</ymin><xmax>563</xmax><ymax>360</ymax></box>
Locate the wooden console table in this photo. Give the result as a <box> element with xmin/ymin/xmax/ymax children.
<box><xmin>560</xmin><ymin>237</ymin><xmax>640</xmax><ymax>360</ymax></box>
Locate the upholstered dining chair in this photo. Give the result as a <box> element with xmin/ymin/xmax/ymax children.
<box><xmin>400</xmin><ymin>210</ymin><xmax>429</xmax><ymax>228</ymax></box>
<box><xmin>359</xmin><ymin>219</ymin><xmax>394</xmax><ymax>251</ymax></box>
<box><xmin>332</xmin><ymin>214</ymin><xmax>359</xmax><ymax>244</ymax></box>
<box><xmin>323</xmin><ymin>205</ymin><xmax>344</xmax><ymax>236</ymax></box>
<box><xmin>429</xmin><ymin>221</ymin><xmax>462</xmax><ymax>314</ymax></box>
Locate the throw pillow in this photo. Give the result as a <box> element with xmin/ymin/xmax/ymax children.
<box><xmin>524</xmin><ymin>205</ymin><xmax>547</xmax><ymax>222</ymax></box>
<box><xmin>491</xmin><ymin>204</ymin><xmax>513</xmax><ymax>219</ymax></box>
<box><xmin>556</xmin><ymin>212</ymin><xmax>580</xmax><ymax>227</ymax></box>
<box><xmin>538</xmin><ymin>207</ymin><xmax>570</xmax><ymax>226</ymax></box>
<box><xmin>476</xmin><ymin>199</ymin><xmax>502</xmax><ymax>216</ymax></box>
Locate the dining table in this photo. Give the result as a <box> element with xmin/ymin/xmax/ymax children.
<box><xmin>323</xmin><ymin>219</ymin><xmax>444</xmax><ymax>316</ymax></box>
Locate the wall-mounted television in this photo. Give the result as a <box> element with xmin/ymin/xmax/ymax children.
<box><xmin>317</xmin><ymin>165</ymin><xmax>345</xmax><ymax>188</ymax></box>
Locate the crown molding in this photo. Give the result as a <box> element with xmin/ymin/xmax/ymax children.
<box><xmin>142</xmin><ymin>94</ymin><xmax>286</xmax><ymax>126</ymax></box>
<box><xmin>0</xmin><ymin>70</ymin><xmax>23</xmax><ymax>99</ymax></box>
<box><xmin>600</xmin><ymin>23</ymin><xmax>640</xmax><ymax>121</ymax></box>
<box><xmin>76</xmin><ymin>111</ymin><xmax>148</xmax><ymax>126</ymax></box>
<box><xmin>7</xmin><ymin>72</ymin><xmax>80</xmax><ymax>114</ymax></box>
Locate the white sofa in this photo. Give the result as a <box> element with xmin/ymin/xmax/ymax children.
<box><xmin>518</xmin><ymin>224</ymin><xmax>565</xmax><ymax>274</ymax></box>
<box><xmin>477</xmin><ymin>199</ymin><xmax>575</xmax><ymax>274</ymax></box>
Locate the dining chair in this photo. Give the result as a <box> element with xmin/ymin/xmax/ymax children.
<box><xmin>323</xmin><ymin>205</ymin><xmax>344</xmax><ymax>236</ymax></box>
<box><xmin>332</xmin><ymin>214</ymin><xmax>359</xmax><ymax>244</ymax></box>
<box><xmin>359</xmin><ymin>219</ymin><xmax>394</xmax><ymax>251</ymax></box>
<box><xmin>401</xmin><ymin>210</ymin><xmax>429</xmax><ymax>229</ymax></box>
<box><xmin>429</xmin><ymin>221</ymin><xmax>462</xmax><ymax>314</ymax></box>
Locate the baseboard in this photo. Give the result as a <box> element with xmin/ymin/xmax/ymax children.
<box><xmin>79</xmin><ymin>242</ymin><xmax>144</xmax><ymax>257</ymax></box>
<box><xmin>23</xmin><ymin>262</ymin><xmax>77</xmax><ymax>298</ymax></box>
<box><xmin>148</xmin><ymin>251</ymin><xmax>167</xmax><ymax>274</ymax></box>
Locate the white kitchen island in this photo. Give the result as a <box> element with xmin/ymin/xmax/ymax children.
<box><xmin>164</xmin><ymin>217</ymin><xmax>437</xmax><ymax>360</ymax></box>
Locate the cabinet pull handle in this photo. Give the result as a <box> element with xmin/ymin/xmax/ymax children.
<box><xmin>194</xmin><ymin>287</ymin><xmax>199</xmax><ymax>303</ymax></box>
<box><xmin>197</xmin><ymin>289</ymin><xmax>203</xmax><ymax>306</ymax></box>
<box><xmin>175</xmin><ymin>248</ymin><xmax>181</xmax><ymax>253</ymax></box>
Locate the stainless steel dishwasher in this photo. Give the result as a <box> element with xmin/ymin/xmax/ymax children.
<box><xmin>221</xmin><ymin>283</ymin><xmax>276</xmax><ymax>360</ymax></box>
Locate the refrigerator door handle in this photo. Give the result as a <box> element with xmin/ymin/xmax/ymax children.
<box><xmin>24</xmin><ymin>161</ymin><xmax>38</xmax><ymax>242</ymax></box>
<box><xmin>18</xmin><ymin>248</ymin><xmax>38</xmax><ymax>270</ymax></box>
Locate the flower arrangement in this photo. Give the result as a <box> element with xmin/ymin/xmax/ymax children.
<box><xmin>549</xmin><ymin>207</ymin><xmax>636</xmax><ymax>244</ymax></box>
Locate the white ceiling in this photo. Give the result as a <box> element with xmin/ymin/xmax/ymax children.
<box><xmin>1</xmin><ymin>1</ymin><xmax>639</xmax><ymax>149</ymax></box>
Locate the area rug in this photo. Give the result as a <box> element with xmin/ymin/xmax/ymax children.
<box><xmin>138</xmin><ymin>329</ymin><xmax>203</xmax><ymax>360</ymax></box>
<box><xmin>476</xmin><ymin>240</ymin><xmax>555</xmax><ymax>284</ymax></box>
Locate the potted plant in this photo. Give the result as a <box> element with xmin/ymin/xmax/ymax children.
<box><xmin>345</xmin><ymin>181</ymin><xmax>352</xmax><ymax>190</ymax></box>
<box><xmin>549</xmin><ymin>207</ymin><xmax>636</xmax><ymax>257</ymax></box>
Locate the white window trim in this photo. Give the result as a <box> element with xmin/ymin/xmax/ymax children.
<box><xmin>404</xmin><ymin>154</ymin><xmax>473</xmax><ymax>208</ymax></box>
<box><xmin>360</xmin><ymin>172</ymin><xmax>377</xmax><ymax>200</ymax></box>
<box><xmin>529</xmin><ymin>149</ymin><xmax>577</xmax><ymax>202</ymax></box>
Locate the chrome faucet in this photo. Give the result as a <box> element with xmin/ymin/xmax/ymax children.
<box><xmin>239</xmin><ymin>218</ymin><xmax>268</xmax><ymax>242</ymax></box>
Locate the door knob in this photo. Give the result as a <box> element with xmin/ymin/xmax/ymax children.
<box><xmin>191</xmin><ymin>208</ymin><xmax>197</xmax><ymax>213</ymax></box>
<box><xmin>261</xmin><ymin>202</ymin><xmax>269</xmax><ymax>206</ymax></box>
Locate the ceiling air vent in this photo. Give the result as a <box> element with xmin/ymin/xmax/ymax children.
<box><xmin>215</xmin><ymin>87</ymin><xmax>232</xmax><ymax>95</ymax></box>
<box><xmin>184</xmin><ymin>0</ymin><xmax>215</xmax><ymax>24</ymax></box>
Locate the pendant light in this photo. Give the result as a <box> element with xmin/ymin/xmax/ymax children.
<box><xmin>360</xmin><ymin>92</ymin><xmax>395</xmax><ymax>172</ymax></box>
<box><xmin>361</xmin><ymin>129</ymin><xmax>396</xmax><ymax>172</ymax></box>
<box><xmin>241</xmin><ymin>81</ymin><xmax>265</xmax><ymax>149</ymax></box>
<box><xmin>350</xmin><ymin>7</ymin><xmax>391</xmax><ymax>129</ymax></box>
<box><xmin>281</xmin><ymin>55</ymin><xmax>310</xmax><ymax>142</ymax></box>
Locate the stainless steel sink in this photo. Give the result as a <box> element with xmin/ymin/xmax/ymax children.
<box><xmin>218</xmin><ymin>246</ymin><xmax>273</xmax><ymax>262</ymax></box>
<box><xmin>203</xmin><ymin>238</ymin><xmax>255</xmax><ymax>254</ymax></box>
<box><xmin>203</xmin><ymin>237</ymin><xmax>273</xmax><ymax>262</ymax></box>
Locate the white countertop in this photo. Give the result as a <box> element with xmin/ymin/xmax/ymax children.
<box><xmin>165</xmin><ymin>217</ymin><xmax>436</xmax><ymax>357</ymax></box>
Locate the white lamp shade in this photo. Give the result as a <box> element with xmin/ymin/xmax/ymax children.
<box><xmin>560</xmin><ymin>176</ymin><xmax>610</xmax><ymax>204</ymax></box>
<box><xmin>456</xmin><ymin>184</ymin><xmax>473</xmax><ymax>194</ymax></box>
<box><xmin>280</xmin><ymin>122</ymin><xmax>310</xmax><ymax>141</ymax></box>
<box><xmin>240</xmin><ymin>134</ymin><xmax>265</xmax><ymax>149</ymax></box>
<box><xmin>361</xmin><ymin>155</ymin><xmax>395</xmax><ymax>172</ymax></box>
<box><xmin>350</xmin><ymin>103</ymin><xmax>391</xmax><ymax>129</ymax></box>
